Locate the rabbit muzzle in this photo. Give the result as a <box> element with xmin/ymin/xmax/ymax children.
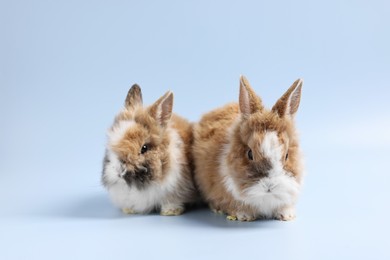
<box><xmin>122</xmin><ymin>165</ymin><xmax>153</xmax><ymax>189</ymax></box>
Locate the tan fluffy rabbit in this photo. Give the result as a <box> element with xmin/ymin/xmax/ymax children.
<box><xmin>193</xmin><ymin>76</ymin><xmax>304</xmax><ymax>221</ymax></box>
<box><xmin>102</xmin><ymin>84</ymin><xmax>198</xmax><ymax>216</ymax></box>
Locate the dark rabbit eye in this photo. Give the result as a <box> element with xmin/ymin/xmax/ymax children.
<box><xmin>141</xmin><ymin>144</ymin><xmax>149</xmax><ymax>154</ymax></box>
<box><xmin>285</xmin><ymin>152</ymin><xmax>289</xmax><ymax>161</ymax></box>
<box><xmin>247</xmin><ymin>149</ymin><xmax>253</xmax><ymax>161</ymax></box>
<box><xmin>119</xmin><ymin>159</ymin><xmax>126</xmax><ymax>164</ymax></box>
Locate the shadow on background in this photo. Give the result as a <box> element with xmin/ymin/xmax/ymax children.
<box><xmin>181</xmin><ymin>206</ymin><xmax>282</xmax><ymax>229</ymax></box>
<box><xmin>44</xmin><ymin>192</ymin><xmax>284</xmax><ymax>229</ymax></box>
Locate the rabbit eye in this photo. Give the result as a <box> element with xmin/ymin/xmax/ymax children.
<box><xmin>285</xmin><ymin>152</ymin><xmax>289</xmax><ymax>161</ymax></box>
<box><xmin>247</xmin><ymin>149</ymin><xmax>253</xmax><ymax>161</ymax></box>
<box><xmin>141</xmin><ymin>144</ymin><xmax>149</xmax><ymax>154</ymax></box>
<box><xmin>119</xmin><ymin>159</ymin><xmax>126</xmax><ymax>164</ymax></box>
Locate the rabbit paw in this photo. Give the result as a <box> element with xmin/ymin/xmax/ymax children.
<box><xmin>122</xmin><ymin>208</ymin><xmax>137</xmax><ymax>215</ymax></box>
<box><xmin>227</xmin><ymin>212</ymin><xmax>255</xmax><ymax>221</ymax></box>
<box><xmin>160</xmin><ymin>204</ymin><xmax>184</xmax><ymax>216</ymax></box>
<box><xmin>226</xmin><ymin>212</ymin><xmax>256</xmax><ymax>221</ymax></box>
<box><xmin>236</xmin><ymin>212</ymin><xmax>256</xmax><ymax>222</ymax></box>
<box><xmin>211</xmin><ymin>207</ymin><xmax>224</xmax><ymax>214</ymax></box>
<box><xmin>275</xmin><ymin>207</ymin><xmax>296</xmax><ymax>221</ymax></box>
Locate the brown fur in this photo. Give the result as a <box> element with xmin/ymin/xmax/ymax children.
<box><xmin>193</xmin><ymin>76</ymin><xmax>304</xmax><ymax>220</ymax></box>
<box><xmin>193</xmin><ymin>103</ymin><xmax>239</xmax><ymax>212</ymax></box>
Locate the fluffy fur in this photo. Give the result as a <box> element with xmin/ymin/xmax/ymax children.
<box><xmin>102</xmin><ymin>84</ymin><xmax>198</xmax><ymax>215</ymax></box>
<box><xmin>193</xmin><ymin>76</ymin><xmax>304</xmax><ymax>221</ymax></box>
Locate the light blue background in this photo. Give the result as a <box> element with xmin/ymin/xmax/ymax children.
<box><xmin>1</xmin><ymin>0</ymin><xmax>390</xmax><ymax>259</ymax></box>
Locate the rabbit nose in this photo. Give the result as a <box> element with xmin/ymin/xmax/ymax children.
<box><xmin>135</xmin><ymin>166</ymin><xmax>148</xmax><ymax>175</ymax></box>
<box><xmin>260</xmin><ymin>171</ymin><xmax>269</xmax><ymax>178</ymax></box>
<box><xmin>124</xmin><ymin>171</ymin><xmax>134</xmax><ymax>177</ymax></box>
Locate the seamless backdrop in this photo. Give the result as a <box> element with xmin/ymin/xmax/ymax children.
<box><xmin>1</xmin><ymin>1</ymin><xmax>390</xmax><ymax>259</ymax></box>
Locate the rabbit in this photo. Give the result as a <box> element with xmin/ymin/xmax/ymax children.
<box><xmin>193</xmin><ymin>76</ymin><xmax>304</xmax><ymax>221</ymax></box>
<box><xmin>102</xmin><ymin>84</ymin><xmax>198</xmax><ymax>216</ymax></box>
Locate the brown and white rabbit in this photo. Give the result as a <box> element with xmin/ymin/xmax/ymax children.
<box><xmin>102</xmin><ymin>84</ymin><xmax>198</xmax><ymax>216</ymax></box>
<box><xmin>193</xmin><ymin>76</ymin><xmax>304</xmax><ymax>221</ymax></box>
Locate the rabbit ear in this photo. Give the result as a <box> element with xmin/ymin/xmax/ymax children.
<box><xmin>272</xmin><ymin>79</ymin><xmax>303</xmax><ymax>117</ymax></box>
<box><xmin>149</xmin><ymin>91</ymin><xmax>173</xmax><ymax>127</ymax></box>
<box><xmin>239</xmin><ymin>75</ymin><xmax>263</xmax><ymax>117</ymax></box>
<box><xmin>125</xmin><ymin>84</ymin><xmax>143</xmax><ymax>109</ymax></box>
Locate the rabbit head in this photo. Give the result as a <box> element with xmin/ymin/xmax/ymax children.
<box><xmin>103</xmin><ymin>84</ymin><xmax>175</xmax><ymax>190</ymax></box>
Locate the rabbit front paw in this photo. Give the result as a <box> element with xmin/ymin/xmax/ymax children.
<box><xmin>274</xmin><ymin>206</ymin><xmax>296</xmax><ymax>221</ymax></box>
<box><xmin>160</xmin><ymin>204</ymin><xmax>184</xmax><ymax>216</ymax></box>
<box><xmin>227</xmin><ymin>212</ymin><xmax>256</xmax><ymax>222</ymax></box>
<box><xmin>122</xmin><ymin>208</ymin><xmax>137</xmax><ymax>215</ymax></box>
